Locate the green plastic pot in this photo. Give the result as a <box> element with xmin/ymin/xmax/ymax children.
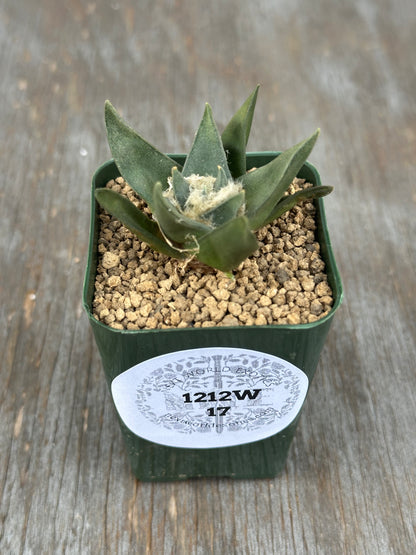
<box><xmin>83</xmin><ymin>153</ymin><xmax>343</xmax><ymax>481</ymax></box>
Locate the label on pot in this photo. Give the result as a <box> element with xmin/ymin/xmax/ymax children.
<box><xmin>111</xmin><ymin>347</ymin><xmax>308</xmax><ymax>449</ymax></box>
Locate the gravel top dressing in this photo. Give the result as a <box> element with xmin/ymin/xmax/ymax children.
<box><xmin>92</xmin><ymin>177</ymin><xmax>333</xmax><ymax>330</ymax></box>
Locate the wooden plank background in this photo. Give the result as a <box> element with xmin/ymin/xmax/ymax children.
<box><xmin>1</xmin><ymin>0</ymin><xmax>415</xmax><ymax>553</ymax></box>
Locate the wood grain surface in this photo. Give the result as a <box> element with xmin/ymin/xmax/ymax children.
<box><xmin>1</xmin><ymin>0</ymin><xmax>415</xmax><ymax>553</ymax></box>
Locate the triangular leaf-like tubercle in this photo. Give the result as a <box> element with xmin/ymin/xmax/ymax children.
<box><xmin>105</xmin><ymin>101</ymin><xmax>178</xmax><ymax>207</ymax></box>
<box><xmin>221</xmin><ymin>85</ymin><xmax>260</xmax><ymax>178</ymax></box>
<box><xmin>242</xmin><ymin>130</ymin><xmax>320</xmax><ymax>230</ymax></box>
<box><xmin>214</xmin><ymin>165</ymin><xmax>230</xmax><ymax>192</ymax></box>
<box><xmin>171</xmin><ymin>167</ymin><xmax>189</xmax><ymax>209</ymax></box>
<box><xmin>263</xmin><ymin>185</ymin><xmax>333</xmax><ymax>225</ymax></box>
<box><xmin>94</xmin><ymin>188</ymin><xmax>186</xmax><ymax>258</ymax></box>
<box><xmin>196</xmin><ymin>216</ymin><xmax>258</xmax><ymax>273</ymax></box>
<box><xmin>202</xmin><ymin>191</ymin><xmax>245</xmax><ymax>227</ymax></box>
<box><xmin>182</xmin><ymin>104</ymin><xmax>231</xmax><ymax>179</ymax></box>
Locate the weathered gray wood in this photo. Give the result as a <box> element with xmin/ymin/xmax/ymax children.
<box><xmin>1</xmin><ymin>0</ymin><xmax>415</xmax><ymax>553</ymax></box>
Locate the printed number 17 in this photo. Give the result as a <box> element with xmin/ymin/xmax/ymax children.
<box><xmin>207</xmin><ymin>406</ymin><xmax>231</xmax><ymax>417</ymax></box>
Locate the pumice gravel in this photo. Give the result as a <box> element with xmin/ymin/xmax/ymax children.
<box><xmin>92</xmin><ymin>176</ymin><xmax>333</xmax><ymax>330</ymax></box>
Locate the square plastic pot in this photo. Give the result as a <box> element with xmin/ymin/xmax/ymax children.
<box><xmin>83</xmin><ymin>153</ymin><xmax>343</xmax><ymax>481</ymax></box>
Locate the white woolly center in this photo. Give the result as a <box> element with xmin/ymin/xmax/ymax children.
<box><xmin>165</xmin><ymin>173</ymin><xmax>243</xmax><ymax>222</ymax></box>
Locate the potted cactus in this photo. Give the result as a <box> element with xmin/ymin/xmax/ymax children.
<box><xmin>83</xmin><ymin>86</ymin><xmax>342</xmax><ymax>481</ymax></box>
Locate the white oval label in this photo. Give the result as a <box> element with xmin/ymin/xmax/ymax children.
<box><xmin>111</xmin><ymin>347</ymin><xmax>308</xmax><ymax>449</ymax></box>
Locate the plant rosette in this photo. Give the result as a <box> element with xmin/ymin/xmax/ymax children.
<box><xmin>83</xmin><ymin>87</ymin><xmax>343</xmax><ymax>481</ymax></box>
